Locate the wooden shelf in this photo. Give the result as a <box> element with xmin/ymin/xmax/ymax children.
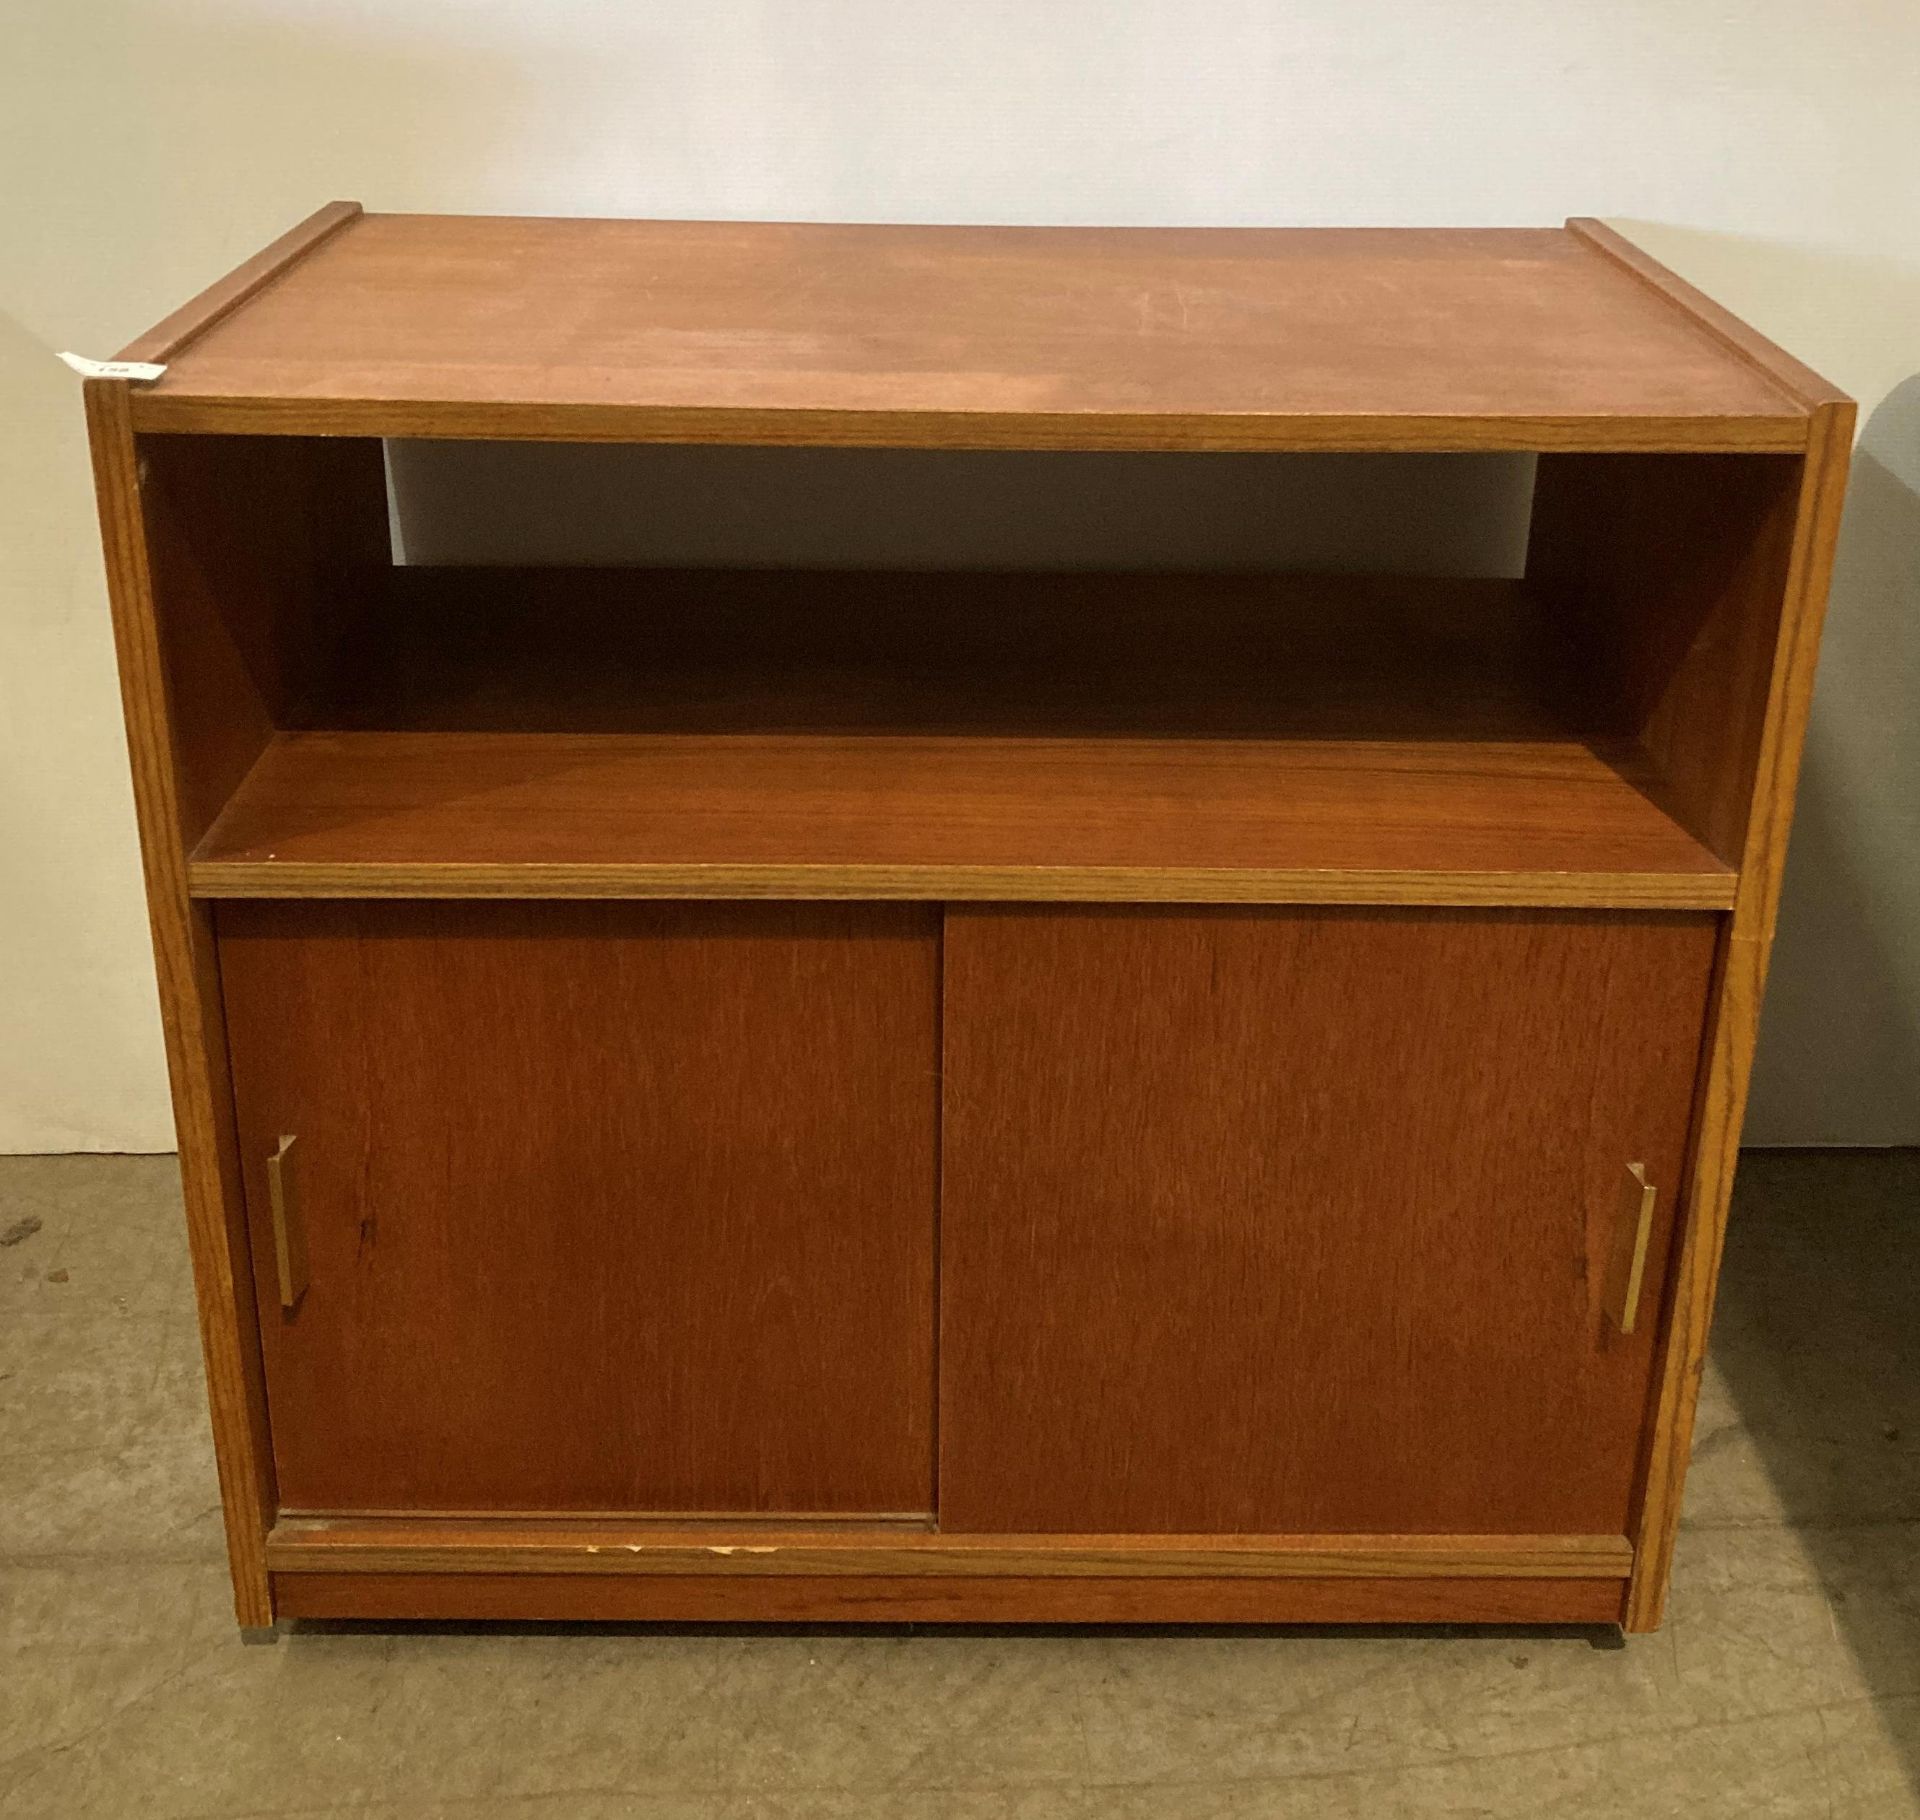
<box><xmin>176</xmin><ymin>568</ymin><xmax>1728</xmax><ymax>910</ymax></box>
<box><xmin>188</xmin><ymin>725</ymin><xmax>1733</xmax><ymax>906</ymax></box>
<box><xmin>181</xmin><ymin>570</ymin><xmax>1731</xmax><ymax>906</ymax></box>
<box><xmin>126</xmin><ymin>211</ymin><xmax>1816</xmax><ymax>450</ymax></box>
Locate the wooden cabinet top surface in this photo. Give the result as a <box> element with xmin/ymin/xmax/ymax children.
<box><xmin>120</xmin><ymin>206</ymin><xmax>1839</xmax><ymax>449</ymax></box>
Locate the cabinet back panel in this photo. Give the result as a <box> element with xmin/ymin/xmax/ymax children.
<box><xmin>216</xmin><ymin>901</ymin><xmax>938</xmax><ymax>1515</ymax></box>
<box><xmin>940</xmin><ymin>906</ymin><xmax>1717</xmax><ymax>1535</ymax></box>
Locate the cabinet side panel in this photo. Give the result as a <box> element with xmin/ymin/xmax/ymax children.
<box><xmin>82</xmin><ymin>382</ymin><xmax>277</xmax><ymax>1624</ymax></box>
<box><xmin>138</xmin><ymin>434</ymin><xmax>389</xmax><ymax>846</ymax></box>
<box><xmin>217</xmin><ymin>900</ymin><xmax>939</xmax><ymax>1516</ymax></box>
<box><xmin>1625</xmin><ymin>402</ymin><xmax>1855</xmax><ymax>1630</ymax></box>
<box><xmin>1527</xmin><ymin>452</ymin><xmax>1803</xmax><ymax>865</ymax></box>
<box><xmin>940</xmin><ymin>906</ymin><xmax>1716</xmax><ymax>1537</ymax></box>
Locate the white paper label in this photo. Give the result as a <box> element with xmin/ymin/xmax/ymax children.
<box><xmin>57</xmin><ymin>351</ymin><xmax>167</xmax><ymax>382</ymax></box>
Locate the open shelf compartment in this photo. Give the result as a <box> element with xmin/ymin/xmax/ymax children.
<box><xmin>184</xmin><ymin>566</ymin><xmax>1731</xmax><ymax>906</ymax></box>
<box><xmin>133</xmin><ymin>432</ymin><xmax>1802</xmax><ymax>910</ymax></box>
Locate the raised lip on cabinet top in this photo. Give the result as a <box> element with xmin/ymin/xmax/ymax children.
<box><xmin>114</xmin><ymin>204</ymin><xmax>1844</xmax><ymax>450</ymax></box>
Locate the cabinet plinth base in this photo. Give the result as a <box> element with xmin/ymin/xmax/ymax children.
<box><xmin>274</xmin><ymin>1571</ymin><xmax>1627</xmax><ymax>1628</ymax></box>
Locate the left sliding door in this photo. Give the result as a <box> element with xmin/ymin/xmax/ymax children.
<box><xmin>216</xmin><ymin>900</ymin><xmax>939</xmax><ymax>1517</ymax></box>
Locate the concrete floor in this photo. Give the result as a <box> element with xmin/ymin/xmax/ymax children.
<box><xmin>0</xmin><ymin>1150</ymin><xmax>1915</xmax><ymax>1818</ymax></box>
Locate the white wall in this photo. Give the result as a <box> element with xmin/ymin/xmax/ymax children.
<box><xmin>386</xmin><ymin>446</ymin><xmax>1539</xmax><ymax>573</ymax></box>
<box><xmin>4</xmin><ymin>0</ymin><xmax>1915</xmax><ymax>1151</ymax></box>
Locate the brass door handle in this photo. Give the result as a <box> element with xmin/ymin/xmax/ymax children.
<box><xmin>1604</xmin><ymin>1161</ymin><xmax>1657</xmax><ymax>1335</ymax></box>
<box><xmin>266</xmin><ymin>1134</ymin><xmax>308</xmax><ymax>1311</ymax></box>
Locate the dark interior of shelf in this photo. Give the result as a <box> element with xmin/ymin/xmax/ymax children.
<box><xmin>316</xmin><ymin>568</ymin><xmax>1574</xmax><ymax>738</ymax></box>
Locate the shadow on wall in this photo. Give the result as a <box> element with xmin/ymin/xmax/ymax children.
<box><xmin>1606</xmin><ymin>223</ymin><xmax>1919</xmax><ymax>1148</ymax></box>
<box><xmin>1747</xmin><ymin>375</ymin><xmax>1920</xmax><ymax>1145</ymax></box>
<box><xmin>1711</xmin><ymin>1149</ymin><xmax>1920</xmax><ymax>1803</ymax></box>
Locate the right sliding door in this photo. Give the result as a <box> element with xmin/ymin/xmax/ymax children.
<box><xmin>939</xmin><ymin>906</ymin><xmax>1717</xmax><ymax>1536</ymax></box>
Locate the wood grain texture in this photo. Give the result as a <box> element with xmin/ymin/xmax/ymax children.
<box><xmin>215</xmin><ymin>900</ymin><xmax>938</xmax><ymax>1515</ymax></box>
<box><xmin>82</xmin><ymin>381</ymin><xmax>277</xmax><ymax>1625</ymax></box>
<box><xmin>138</xmin><ymin>434</ymin><xmax>389</xmax><ymax>846</ymax></box>
<box><xmin>183</xmin><ymin>564</ymin><xmax>1731</xmax><ymax>907</ymax></box>
<box><xmin>940</xmin><ymin>906</ymin><xmax>1717</xmax><ymax>1536</ymax></box>
<box><xmin>187</xmin><ymin>727</ymin><xmax>1731</xmax><ymax>910</ymax></box>
<box><xmin>1624</xmin><ymin>399</ymin><xmax>1856</xmax><ymax>1631</ymax></box>
<box><xmin>265</xmin><ymin>1517</ymin><xmax>1631</xmax><ymax>1580</ymax></box>
<box><xmin>323</xmin><ymin>569</ymin><xmax>1578</xmax><ymax>740</ymax></box>
<box><xmin>1528</xmin><ymin>452</ymin><xmax>1804</xmax><ymax>866</ymax></box>
<box><xmin>116</xmin><ymin>202</ymin><xmax>363</xmax><ymax>366</ymax></box>
<box><xmin>1565</xmin><ymin>220</ymin><xmax>1850</xmax><ymax>413</ymax></box>
<box><xmin>273</xmin><ymin>1570</ymin><xmax>1627</xmax><ymax>1626</ymax></box>
<box><xmin>127</xmin><ymin>216</ymin><xmax>1809</xmax><ymax>449</ymax></box>
<box><xmin>191</xmin><ymin>856</ymin><xmax>1736</xmax><ymax>911</ymax></box>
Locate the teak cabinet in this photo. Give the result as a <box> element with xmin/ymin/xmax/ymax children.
<box><xmin>84</xmin><ymin>207</ymin><xmax>1852</xmax><ymax>1634</ymax></box>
